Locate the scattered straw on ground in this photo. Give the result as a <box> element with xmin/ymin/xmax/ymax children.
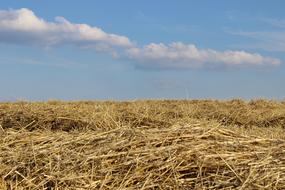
<box><xmin>0</xmin><ymin>100</ymin><xmax>285</xmax><ymax>189</ymax></box>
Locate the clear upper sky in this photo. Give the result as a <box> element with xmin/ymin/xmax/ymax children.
<box><xmin>0</xmin><ymin>0</ymin><xmax>285</xmax><ymax>101</ymax></box>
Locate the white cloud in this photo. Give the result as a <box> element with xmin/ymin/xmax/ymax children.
<box><xmin>127</xmin><ymin>42</ymin><xmax>281</xmax><ymax>69</ymax></box>
<box><xmin>0</xmin><ymin>8</ymin><xmax>282</xmax><ymax>69</ymax></box>
<box><xmin>0</xmin><ymin>8</ymin><xmax>133</xmax><ymax>51</ymax></box>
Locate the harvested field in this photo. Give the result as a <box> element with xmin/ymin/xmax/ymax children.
<box><xmin>1</xmin><ymin>100</ymin><xmax>285</xmax><ymax>189</ymax></box>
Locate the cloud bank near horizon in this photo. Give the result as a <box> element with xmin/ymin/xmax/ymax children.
<box><xmin>0</xmin><ymin>8</ymin><xmax>281</xmax><ymax>69</ymax></box>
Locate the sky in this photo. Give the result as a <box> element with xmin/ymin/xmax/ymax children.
<box><xmin>0</xmin><ymin>0</ymin><xmax>285</xmax><ymax>101</ymax></box>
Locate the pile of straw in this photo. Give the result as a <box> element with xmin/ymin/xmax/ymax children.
<box><xmin>1</xmin><ymin>100</ymin><xmax>285</xmax><ymax>189</ymax></box>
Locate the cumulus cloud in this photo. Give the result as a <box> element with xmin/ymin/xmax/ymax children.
<box><xmin>0</xmin><ymin>8</ymin><xmax>282</xmax><ymax>69</ymax></box>
<box><xmin>127</xmin><ymin>42</ymin><xmax>281</xmax><ymax>69</ymax></box>
<box><xmin>0</xmin><ymin>8</ymin><xmax>133</xmax><ymax>51</ymax></box>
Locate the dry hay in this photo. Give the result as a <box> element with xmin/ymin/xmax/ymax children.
<box><xmin>0</xmin><ymin>100</ymin><xmax>285</xmax><ymax>189</ymax></box>
<box><xmin>1</xmin><ymin>99</ymin><xmax>285</xmax><ymax>131</ymax></box>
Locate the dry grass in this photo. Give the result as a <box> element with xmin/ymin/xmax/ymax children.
<box><xmin>0</xmin><ymin>99</ymin><xmax>285</xmax><ymax>189</ymax></box>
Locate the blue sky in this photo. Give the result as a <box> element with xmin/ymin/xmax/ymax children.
<box><xmin>0</xmin><ymin>0</ymin><xmax>285</xmax><ymax>101</ymax></box>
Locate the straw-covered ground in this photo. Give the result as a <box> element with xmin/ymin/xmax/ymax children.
<box><xmin>1</xmin><ymin>99</ymin><xmax>285</xmax><ymax>189</ymax></box>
